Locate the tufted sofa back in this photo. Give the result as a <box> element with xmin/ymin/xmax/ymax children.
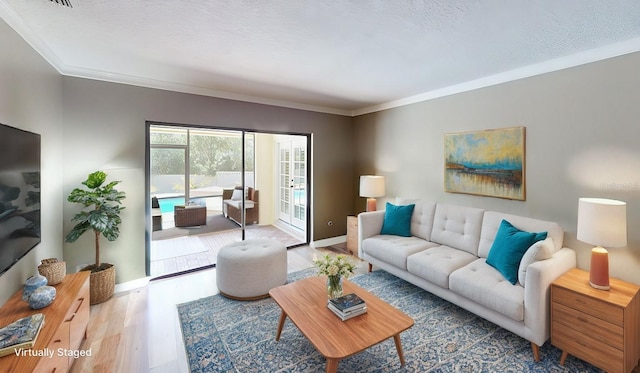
<box><xmin>430</xmin><ymin>204</ymin><xmax>485</xmax><ymax>255</ymax></box>
<box><xmin>395</xmin><ymin>198</ymin><xmax>437</xmax><ymax>241</ymax></box>
<box><xmin>389</xmin><ymin>200</ymin><xmax>564</xmax><ymax>259</ymax></box>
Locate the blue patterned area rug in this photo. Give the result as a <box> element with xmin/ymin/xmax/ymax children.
<box><xmin>177</xmin><ymin>269</ymin><xmax>601</xmax><ymax>372</ymax></box>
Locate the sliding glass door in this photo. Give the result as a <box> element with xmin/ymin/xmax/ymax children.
<box><xmin>147</xmin><ymin>124</ymin><xmax>308</xmax><ymax>279</ymax></box>
<box><xmin>148</xmin><ymin>125</ymin><xmax>251</xmax><ymax>277</ymax></box>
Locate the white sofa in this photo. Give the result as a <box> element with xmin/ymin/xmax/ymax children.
<box><xmin>358</xmin><ymin>200</ymin><xmax>576</xmax><ymax>361</ymax></box>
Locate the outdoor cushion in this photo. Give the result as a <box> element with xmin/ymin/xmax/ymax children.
<box><xmin>224</xmin><ymin>200</ymin><xmax>255</xmax><ymax>209</ymax></box>
<box><xmin>231</xmin><ymin>189</ymin><xmax>243</xmax><ymax>200</ymax></box>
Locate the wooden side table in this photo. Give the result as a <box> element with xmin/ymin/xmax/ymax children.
<box><xmin>346</xmin><ymin>216</ymin><xmax>358</xmax><ymax>256</ymax></box>
<box><xmin>551</xmin><ymin>268</ymin><xmax>640</xmax><ymax>373</ymax></box>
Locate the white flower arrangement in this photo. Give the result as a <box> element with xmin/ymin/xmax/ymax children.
<box><xmin>313</xmin><ymin>254</ymin><xmax>356</xmax><ymax>278</ymax></box>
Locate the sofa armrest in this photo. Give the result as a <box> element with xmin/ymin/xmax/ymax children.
<box><xmin>357</xmin><ymin>211</ymin><xmax>385</xmax><ymax>257</ymax></box>
<box><xmin>522</xmin><ymin>247</ymin><xmax>577</xmax><ymax>346</ymax></box>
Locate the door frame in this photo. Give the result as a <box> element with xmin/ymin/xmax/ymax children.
<box><xmin>276</xmin><ymin>135</ymin><xmax>308</xmax><ymax>232</ymax></box>
<box><xmin>145</xmin><ymin>121</ymin><xmax>311</xmax><ymax>277</ymax></box>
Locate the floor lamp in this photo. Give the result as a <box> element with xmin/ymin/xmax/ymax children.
<box><xmin>576</xmin><ymin>197</ymin><xmax>627</xmax><ymax>290</ymax></box>
<box><xmin>359</xmin><ymin>175</ymin><xmax>385</xmax><ymax>212</ymax></box>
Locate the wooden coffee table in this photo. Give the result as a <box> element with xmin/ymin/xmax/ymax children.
<box><xmin>269</xmin><ymin>276</ymin><xmax>414</xmax><ymax>373</ymax></box>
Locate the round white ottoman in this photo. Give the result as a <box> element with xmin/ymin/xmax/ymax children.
<box><xmin>216</xmin><ymin>239</ymin><xmax>287</xmax><ymax>300</ymax></box>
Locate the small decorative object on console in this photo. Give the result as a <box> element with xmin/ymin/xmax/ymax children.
<box><xmin>28</xmin><ymin>286</ymin><xmax>56</xmax><ymax>309</ymax></box>
<box><xmin>38</xmin><ymin>258</ymin><xmax>66</xmax><ymax>285</ymax></box>
<box><xmin>22</xmin><ymin>274</ymin><xmax>47</xmax><ymax>302</ymax></box>
<box><xmin>313</xmin><ymin>254</ymin><xmax>356</xmax><ymax>299</ymax></box>
<box><xmin>0</xmin><ymin>313</ymin><xmax>45</xmax><ymax>357</ymax></box>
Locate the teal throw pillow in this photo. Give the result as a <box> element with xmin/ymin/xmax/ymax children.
<box><xmin>486</xmin><ymin>219</ymin><xmax>547</xmax><ymax>285</ymax></box>
<box><xmin>380</xmin><ymin>202</ymin><xmax>415</xmax><ymax>237</ymax></box>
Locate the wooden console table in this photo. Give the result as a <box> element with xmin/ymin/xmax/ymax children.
<box><xmin>0</xmin><ymin>271</ymin><xmax>90</xmax><ymax>372</ymax></box>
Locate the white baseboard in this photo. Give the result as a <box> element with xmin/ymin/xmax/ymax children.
<box><xmin>115</xmin><ymin>276</ymin><xmax>151</xmax><ymax>293</ymax></box>
<box><xmin>311</xmin><ymin>235</ymin><xmax>346</xmax><ymax>248</ymax></box>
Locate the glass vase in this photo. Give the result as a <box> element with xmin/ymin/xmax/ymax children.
<box><xmin>327</xmin><ymin>275</ymin><xmax>343</xmax><ymax>299</ymax></box>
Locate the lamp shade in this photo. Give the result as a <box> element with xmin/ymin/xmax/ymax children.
<box><xmin>577</xmin><ymin>198</ymin><xmax>627</xmax><ymax>248</ymax></box>
<box><xmin>359</xmin><ymin>176</ymin><xmax>385</xmax><ymax>198</ymax></box>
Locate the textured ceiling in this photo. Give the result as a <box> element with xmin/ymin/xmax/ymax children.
<box><xmin>2</xmin><ymin>0</ymin><xmax>640</xmax><ymax>115</ymax></box>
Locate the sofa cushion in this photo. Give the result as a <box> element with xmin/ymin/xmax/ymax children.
<box><xmin>396</xmin><ymin>198</ymin><xmax>437</xmax><ymax>241</ymax></box>
<box><xmin>478</xmin><ymin>211</ymin><xmax>564</xmax><ymax>258</ymax></box>
<box><xmin>518</xmin><ymin>237</ymin><xmax>554</xmax><ymax>286</ymax></box>
<box><xmin>224</xmin><ymin>200</ymin><xmax>255</xmax><ymax>209</ymax></box>
<box><xmin>380</xmin><ymin>203</ymin><xmax>415</xmax><ymax>237</ymax></box>
<box><xmin>450</xmin><ymin>259</ymin><xmax>525</xmax><ymax>321</ymax></box>
<box><xmin>231</xmin><ymin>189</ymin><xmax>243</xmax><ymax>200</ymax></box>
<box><xmin>486</xmin><ymin>220</ymin><xmax>547</xmax><ymax>285</ymax></box>
<box><xmin>430</xmin><ymin>204</ymin><xmax>485</xmax><ymax>256</ymax></box>
<box><xmin>362</xmin><ymin>236</ymin><xmax>437</xmax><ymax>270</ymax></box>
<box><xmin>407</xmin><ymin>246</ymin><xmax>477</xmax><ymax>288</ymax></box>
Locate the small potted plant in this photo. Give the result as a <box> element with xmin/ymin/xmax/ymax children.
<box><xmin>65</xmin><ymin>171</ymin><xmax>126</xmax><ymax>305</ymax></box>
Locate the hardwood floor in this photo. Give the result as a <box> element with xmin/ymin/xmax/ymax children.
<box><xmin>69</xmin><ymin>244</ymin><xmax>366</xmax><ymax>373</ymax></box>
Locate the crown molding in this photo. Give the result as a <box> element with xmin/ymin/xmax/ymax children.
<box><xmin>60</xmin><ymin>65</ymin><xmax>353</xmax><ymax>116</ymax></box>
<box><xmin>0</xmin><ymin>2</ymin><xmax>65</xmax><ymax>73</ymax></box>
<box><xmin>0</xmin><ymin>3</ymin><xmax>352</xmax><ymax>117</ymax></box>
<box><xmin>351</xmin><ymin>37</ymin><xmax>640</xmax><ymax>117</ymax></box>
<box><xmin>3</xmin><ymin>3</ymin><xmax>640</xmax><ymax>118</ymax></box>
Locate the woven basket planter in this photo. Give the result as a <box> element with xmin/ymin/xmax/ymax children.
<box><xmin>38</xmin><ymin>258</ymin><xmax>66</xmax><ymax>285</ymax></box>
<box><xmin>84</xmin><ymin>263</ymin><xmax>116</xmax><ymax>305</ymax></box>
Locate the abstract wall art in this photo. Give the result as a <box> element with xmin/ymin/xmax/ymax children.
<box><xmin>444</xmin><ymin>126</ymin><xmax>525</xmax><ymax>200</ymax></box>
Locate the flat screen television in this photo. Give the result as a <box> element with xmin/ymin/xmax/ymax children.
<box><xmin>0</xmin><ymin>123</ymin><xmax>41</xmax><ymax>276</ymax></box>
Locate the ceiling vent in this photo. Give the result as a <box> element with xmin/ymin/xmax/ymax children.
<box><xmin>49</xmin><ymin>0</ymin><xmax>72</xmax><ymax>7</ymax></box>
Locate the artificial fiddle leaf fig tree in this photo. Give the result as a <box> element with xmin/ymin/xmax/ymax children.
<box><xmin>65</xmin><ymin>170</ymin><xmax>126</xmax><ymax>304</ymax></box>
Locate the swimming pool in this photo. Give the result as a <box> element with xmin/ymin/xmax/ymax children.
<box><xmin>156</xmin><ymin>196</ymin><xmax>217</xmax><ymax>213</ymax></box>
<box><xmin>157</xmin><ymin>197</ymin><xmax>186</xmax><ymax>213</ymax></box>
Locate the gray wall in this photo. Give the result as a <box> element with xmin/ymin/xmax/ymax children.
<box><xmin>354</xmin><ymin>52</ymin><xmax>640</xmax><ymax>285</ymax></box>
<box><xmin>61</xmin><ymin>77</ymin><xmax>354</xmax><ymax>284</ymax></box>
<box><xmin>0</xmin><ymin>17</ymin><xmax>354</xmax><ymax>298</ymax></box>
<box><xmin>0</xmin><ymin>19</ymin><xmax>64</xmax><ymax>304</ymax></box>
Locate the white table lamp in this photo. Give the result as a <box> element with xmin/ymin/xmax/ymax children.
<box><xmin>359</xmin><ymin>175</ymin><xmax>385</xmax><ymax>212</ymax></box>
<box><xmin>577</xmin><ymin>198</ymin><xmax>627</xmax><ymax>290</ymax></box>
